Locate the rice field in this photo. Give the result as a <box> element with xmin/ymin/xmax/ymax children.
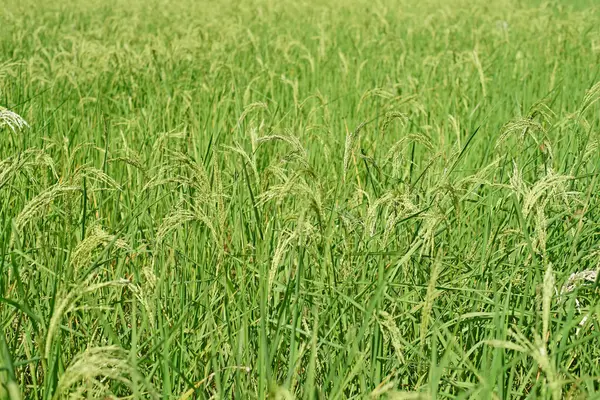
<box><xmin>1</xmin><ymin>0</ymin><xmax>600</xmax><ymax>398</ymax></box>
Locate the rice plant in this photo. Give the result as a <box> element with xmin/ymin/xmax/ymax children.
<box><xmin>1</xmin><ymin>0</ymin><xmax>600</xmax><ymax>398</ymax></box>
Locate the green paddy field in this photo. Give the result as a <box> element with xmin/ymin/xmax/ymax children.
<box><xmin>1</xmin><ymin>0</ymin><xmax>600</xmax><ymax>398</ymax></box>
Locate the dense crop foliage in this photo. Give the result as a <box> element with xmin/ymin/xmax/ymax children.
<box><xmin>1</xmin><ymin>0</ymin><xmax>600</xmax><ymax>398</ymax></box>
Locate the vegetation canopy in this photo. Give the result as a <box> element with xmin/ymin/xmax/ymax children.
<box><xmin>1</xmin><ymin>0</ymin><xmax>600</xmax><ymax>398</ymax></box>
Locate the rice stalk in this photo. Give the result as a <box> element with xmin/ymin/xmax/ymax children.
<box><xmin>0</xmin><ymin>149</ymin><xmax>57</xmax><ymax>191</ymax></box>
<box><xmin>15</xmin><ymin>183</ymin><xmax>80</xmax><ymax>230</ymax></box>
<box><xmin>70</xmin><ymin>225</ymin><xmax>131</xmax><ymax>272</ymax></box>
<box><xmin>420</xmin><ymin>250</ymin><xmax>442</xmax><ymax>349</ymax></box>
<box><xmin>377</xmin><ymin>311</ymin><xmax>405</xmax><ymax>364</ymax></box>
<box><xmin>579</xmin><ymin>81</ymin><xmax>600</xmax><ymax>116</ymax></box>
<box><xmin>343</xmin><ymin>121</ymin><xmax>366</xmax><ymax>182</ymax></box>
<box><xmin>45</xmin><ymin>278</ymin><xmax>131</xmax><ymax>361</ymax></box>
<box><xmin>53</xmin><ymin>345</ymin><xmax>157</xmax><ymax>400</ymax></box>
<box><xmin>542</xmin><ymin>263</ymin><xmax>555</xmax><ymax>351</ymax></box>
<box><xmin>0</xmin><ymin>106</ymin><xmax>29</xmax><ymax>133</ymax></box>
